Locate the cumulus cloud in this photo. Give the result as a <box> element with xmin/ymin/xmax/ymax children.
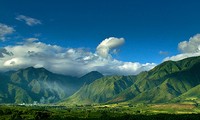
<box><xmin>95</xmin><ymin>61</ymin><xmax>156</xmax><ymax>76</ymax></box>
<box><xmin>96</xmin><ymin>37</ymin><xmax>125</xmax><ymax>58</ymax></box>
<box><xmin>0</xmin><ymin>37</ymin><xmax>156</xmax><ymax>76</ymax></box>
<box><xmin>163</xmin><ymin>52</ymin><xmax>200</xmax><ymax>61</ymax></box>
<box><xmin>164</xmin><ymin>34</ymin><xmax>200</xmax><ymax>61</ymax></box>
<box><xmin>0</xmin><ymin>23</ymin><xmax>15</xmax><ymax>41</ymax></box>
<box><xmin>16</xmin><ymin>15</ymin><xmax>42</xmax><ymax>26</ymax></box>
<box><xmin>178</xmin><ymin>34</ymin><xmax>200</xmax><ymax>53</ymax></box>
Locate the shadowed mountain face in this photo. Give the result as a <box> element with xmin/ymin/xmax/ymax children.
<box><xmin>61</xmin><ymin>56</ymin><xmax>200</xmax><ymax>105</ymax></box>
<box><xmin>79</xmin><ymin>71</ymin><xmax>104</xmax><ymax>85</ymax></box>
<box><xmin>0</xmin><ymin>67</ymin><xmax>103</xmax><ymax>104</ymax></box>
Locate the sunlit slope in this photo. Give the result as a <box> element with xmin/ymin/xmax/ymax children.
<box><xmin>172</xmin><ymin>84</ymin><xmax>200</xmax><ymax>104</ymax></box>
<box><xmin>63</xmin><ymin>56</ymin><xmax>200</xmax><ymax>105</ymax></box>
<box><xmin>61</xmin><ymin>76</ymin><xmax>136</xmax><ymax>105</ymax></box>
<box><xmin>113</xmin><ymin>56</ymin><xmax>200</xmax><ymax>104</ymax></box>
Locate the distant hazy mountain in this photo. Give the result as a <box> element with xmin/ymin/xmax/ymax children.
<box><xmin>61</xmin><ymin>56</ymin><xmax>200</xmax><ymax>105</ymax></box>
<box><xmin>0</xmin><ymin>67</ymin><xmax>103</xmax><ymax>104</ymax></box>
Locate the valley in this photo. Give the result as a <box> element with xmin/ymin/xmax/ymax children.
<box><xmin>0</xmin><ymin>103</ymin><xmax>200</xmax><ymax>120</ymax></box>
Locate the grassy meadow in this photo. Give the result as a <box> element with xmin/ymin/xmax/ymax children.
<box><xmin>0</xmin><ymin>103</ymin><xmax>200</xmax><ymax>120</ymax></box>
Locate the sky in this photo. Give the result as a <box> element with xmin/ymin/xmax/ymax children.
<box><xmin>1</xmin><ymin>0</ymin><xmax>200</xmax><ymax>76</ymax></box>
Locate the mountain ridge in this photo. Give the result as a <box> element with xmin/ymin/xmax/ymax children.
<box><xmin>61</xmin><ymin>56</ymin><xmax>200</xmax><ymax>105</ymax></box>
<box><xmin>1</xmin><ymin>56</ymin><xmax>200</xmax><ymax>105</ymax></box>
<box><xmin>0</xmin><ymin>67</ymin><xmax>104</xmax><ymax>104</ymax></box>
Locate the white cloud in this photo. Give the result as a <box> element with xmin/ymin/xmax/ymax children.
<box><xmin>164</xmin><ymin>34</ymin><xmax>200</xmax><ymax>61</ymax></box>
<box><xmin>96</xmin><ymin>61</ymin><xmax>156</xmax><ymax>76</ymax></box>
<box><xmin>16</xmin><ymin>15</ymin><xmax>42</xmax><ymax>26</ymax></box>
<box><xmin>178</xmin><ymin>34</ymin><xmax>200</xmax><ymax>53</ymax></box>
<box><xmin>0</xmin><ymin>38</ymin><xmax>156</xmax><ymax>76</ymax></box>
<box><xmin>96</xmin><ymin>37</ymin><xmax>124</xmax><ymax>58</ymax></box>
<box><xmin>0</xmin><ymin>23</ymin><xmax>15</xmax><ymax>41</ymax></box>
<box><xmin>163</xmin><ymin>52</ymin><xmax>200</xmax><ymax>61</ymax></box>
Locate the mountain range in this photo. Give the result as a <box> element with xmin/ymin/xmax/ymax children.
<box><xmin>0</xmin><ymin>67</ymin><xmax>103</xmax><ymax>104</ymax></box>
<box><xmin>61</xmin><ymin>56</ymin><xmax>200</xmax><ymax>105</ymax></box>
<box><xmin>1</xmin><ymin>56</ymin><xmax>200</xmax><ymax>105</ymax></box>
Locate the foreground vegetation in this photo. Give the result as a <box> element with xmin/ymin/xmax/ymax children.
<box><xmin>1</xmin><ymin>103</ymin><xmax>200</xmax><ymax>120</ymax></box>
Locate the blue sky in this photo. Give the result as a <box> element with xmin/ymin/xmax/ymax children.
<box><xmin>1</xmin><ymin>0</ymin><xmax>200</xmax><ymax>76</ymax></box>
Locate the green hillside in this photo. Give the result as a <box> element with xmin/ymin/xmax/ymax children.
<box><xmin>1</xmin><ymin>56</ymin><xmax>200</xmax><ymax>105</ymax></box>
<box><xmin>112</xmin><ymin>56</ymin><xmax>200</xmax><ymax>104</ymax></box>
<box><xmin>62</xmin><ymin>56</ymin><xmax>200</xmax><ymax>105</ymax></box>
<box><xmin>0</xmin><ymin>67</ymin><xmax>103</xmax><ymax>104</ymax></box>
<box><xmin>172</xmin><ymin>84</ymin><xmax>200</xmax><ymax>104</ymax></box>
<box><xmin>61</xmin><ymin>76</ymin><xmax>135</xmax><ymax>105</ymax></box>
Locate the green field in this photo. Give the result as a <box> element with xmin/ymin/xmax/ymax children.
<box><xmin>0</xmin><ymin>103</ymin><xmax>200</xmax><ymax>120</ymax></box>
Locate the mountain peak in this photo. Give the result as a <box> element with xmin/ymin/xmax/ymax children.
<box><xmin>22</xmin><ymin>66</ymin><xmax>50</xmax><ymax>73</ymax></box>
<box><xmin>88</xmin><ymin>71</ymin><xmax>102</xmax><ymax>75</ymax></box>
<box><xmin>81</xmin><ymin>71</ymin><xmax>103</xmax><ymax>77</ymax></box>
<box><xmin>80</xmin><ymin>71</ymin><xmax>104</xmax><ymax>84</ymax></box>
<box><xmin>24</xmin><ymin>66</ymin><xmax>35</xmax><ymax>70</ymax></box>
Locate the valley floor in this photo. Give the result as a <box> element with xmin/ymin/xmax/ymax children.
<box><xmin>0</xmin><ymin>103</ymin><xmax>200</xmax><ymax>120</ymax></box>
